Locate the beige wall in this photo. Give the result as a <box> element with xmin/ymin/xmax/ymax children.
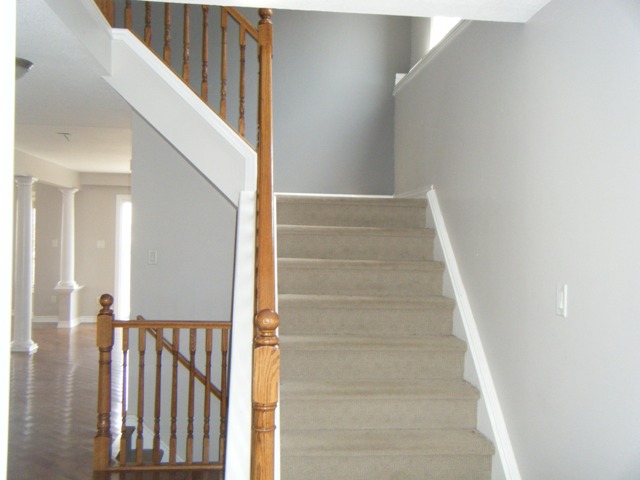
<box><xmin>33</xmin><ymin>183</ymin><xmax>61</xmax><ymax>317</ymax></box>
<box><xmin>76</xmin><ymin>184</ymin><xmax>130</xmax><ymax>317</ymax></box>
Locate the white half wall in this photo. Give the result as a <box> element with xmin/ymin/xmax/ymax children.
<box><xmin>394</xmin><ymin>0</ymin><xmax>640</xmax><ymax>478</ymax></box>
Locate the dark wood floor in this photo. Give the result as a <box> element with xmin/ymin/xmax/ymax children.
<box><xmin>9</xmin><ymin>324</ymin><xmax>220</xmax><ymax>480</ymax></box>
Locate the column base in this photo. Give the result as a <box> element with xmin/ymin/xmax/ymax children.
<box><xmin>11</xmin><ymin>340</ymin><xmax>39</xmax><ymax>354</ymax></box>
<box><xmin>55</xmin><ymin>284</ymin><xmax>84</xmax><ymax>329</ymax></box>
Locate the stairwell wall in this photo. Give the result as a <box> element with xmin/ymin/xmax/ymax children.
<box><xmin>394</xmin><ymin>0</ymin><xmax>640</xmax><ymax>478</ymax></box>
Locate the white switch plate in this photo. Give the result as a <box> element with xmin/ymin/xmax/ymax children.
<box><xmin>556</xmin><ymin>284</ymin><xmax>568</xmax><ymax>317</ymax></box>
<box><xmin>97</xmin><ymin>240</ymin><xmax>106</xmax><ymax>249</ymax></box>
<box><xmin>147</xmin><ymin>249</ymin><xmax>158</xmax><ymax>265</ymax></box>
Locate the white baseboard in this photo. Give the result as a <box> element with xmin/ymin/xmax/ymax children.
<box><xmin>427</xmin><ymin>187</ymin><xmax>521</xmax><ymax>480</ymax></box>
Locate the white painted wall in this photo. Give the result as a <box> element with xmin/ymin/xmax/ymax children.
<box><xmin>272</xmin><ymin>10</ymin><xmax>411</xmax><ymax>195</ymax></box>
<box><xmin>394</xmin><ymin>0</ymin><xmax>640</xmax><ymax>477</ymax></box>
<box><xmin>1</xmin><ymin>1</ymin><xmax>16</xmax><ymax>476</ymax></box>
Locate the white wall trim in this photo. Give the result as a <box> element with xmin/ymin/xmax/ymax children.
<box><xmin>33</xmin><ymin>315</ymin><xmax>58</xmax><ymax>323</ymax></box>
<box><xmin>107</xmin><ymin>29</ymin><xmax>256</xmax><ymax>205</ymax></box>
<box><xmin>426</xmin><ymin>186</ymin><xmax>522</xmax><ymax>480</ymax></box>
<box><xmin>225</xmin><ymin>191</ymin><xmax>257</xmax><ymax>480</ymax></box>
<box><xmin>394</xmin><ymin>20</ymin><xmax>472</xmax><ymax>96</ymax></box>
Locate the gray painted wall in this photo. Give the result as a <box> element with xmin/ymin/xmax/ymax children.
<box><xmin>394</xmin><ymin>0</ymin><xmax>640</xmax><ymax>477</ymax></box>
<box><xmin>130</xmin><ymin>112</ymin><xmax>236</xmax><ymax>321</ymax></box>
<box><xmin>120</xmin><ymin>5</ymin><xmax>411</xmax><ymax>195</ymax></box>
<box><xmin>273</xmin><ymin>10</ymin><xmax>411</xmax><ymax>194</ymax></box>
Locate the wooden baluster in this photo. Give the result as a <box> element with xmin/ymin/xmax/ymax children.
<box><xmin>219</xmin><ymin>328</ymin><xmax>229</xmax><ymax>463</ymax></box>
<box><xmin>136</xmin><ymin>328</ymin><xmax>146</xmax><ymax>465</ymax></box>
<box><xmin>124</xmin><ymin>0</ymin><xmax>132</xmax><ymax>29</ymax></box>
<box><xmin>182</xmin><ymin>4</ymin><xmax>190</xmax><ymax>82</ymax></box>
<box><xmin>202</xmin><ymin>329</ymin><xmax>213</xmax><ymax>463</ymax></box>
<box><xmin>220</xmin><ymin>9</ymin><xmax>228</xmax><ymax>119</ymax></box>
<box><xmin>186</xmin><ymin>329</ymin><xmax>196</xmax><ymax>463</ymax></box>
<box><xmin>120</xmin><ymin>327</ymin><xmax>130</xmax><ymax>467</ymax></box>
<box><xmin>201</xmin><ymin>6</ymin><xmax>210</xmax><ymax>102</ymax></box>
<box><xmin>169</xmin><ymin>328</ymin><xmax>180</xmax><ymax>464</ymax></box>
<box><xmin>153</xmin><ymin>328</ymin><xmax>163</xmax><ymax>464</ymax></box>
<box><xmin>163</xmin><ymin>4</ymin><xmax>171</xmax><ymax>65</ymax></box>
<box><xmin>144</xmin><ymin>2</ymin><xmax>152</xmax><ymax>47</ymax></box>
<box><xmin>94</xmin><ymin>294</ymin><xmax>114</xmax><ymax>470</ymax></box>
<box><xmin>252</xmin><ymin>10</ymin><xmax>278</xmax><ymax>479</ymax></box>
<box><xmin>239</xmin><ymin>27</ymin><xmax>247</xmax><ymax>136</ymax></box>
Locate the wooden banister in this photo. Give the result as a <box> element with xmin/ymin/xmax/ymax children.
<box><xmin>251</xmin><ymin>9</ymin><xmax>280</xmax><ymax>480</ymax></box>
<box><xmin>94</xmin><ymin>295</ymin><xmax>232</xmax><ymax>474</ymax></box>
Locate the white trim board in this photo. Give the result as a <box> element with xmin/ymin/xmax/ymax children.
<box><xmin>426</xmin><ymin>187</ymin><xmax>522</xmax><ymax>480</ymax></box>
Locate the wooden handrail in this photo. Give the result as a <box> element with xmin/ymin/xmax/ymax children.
<box><xmin>94</xmin><ymin>294</ymin><xmax>232</xmax><ymax>474</ymax></box>
<box><xmin>251</xmin><ymin>9</ymin><xmax>280</xmax><ymax>480</ymax></box>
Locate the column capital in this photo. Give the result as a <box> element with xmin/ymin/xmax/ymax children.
<box><xmin>59</xmin><ymin>187</ymin><xmax>79</xmax><ymax>195</ymax></box>
<box><xmin>15</xmin><ymin>175</ymin><xmax>37</xmax><ymax>187</ymax></box>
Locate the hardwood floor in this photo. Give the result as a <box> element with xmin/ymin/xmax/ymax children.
<box><xmin>9</xmin><ymin>324</ymin><xmax>221</xmax><ymax>480</ymax></box>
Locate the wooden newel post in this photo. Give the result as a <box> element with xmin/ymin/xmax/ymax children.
<box><xmin>251</xmin><ymin>309</ymin><xmax>280</xmax><ymax>480</ymax></box>
<box><xmin>253</xmin><ymin>8</ymin><xmax>278</xmax><ymax>480</ymax></box>
<box><xmin>94</xmin><ymin>293</ymin><xmax>114</xmax><ymax>470</ymax></box>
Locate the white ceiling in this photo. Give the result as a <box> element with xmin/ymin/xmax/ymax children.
<box><xmin>15</xmin><ymin>0</ymin><xmax>132</xmax><ymax>174</ymax></box>
<box><xmin>14</xmin><ymin>0</ymin><xmax>552</xmax><ymax>176</ymax></box>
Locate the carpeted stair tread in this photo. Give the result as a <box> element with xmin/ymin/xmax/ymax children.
<box><xmin>276</xmin><ymin>194</ymin><xmax>427</xmax><ymax>228</ymax></box>
<box><xmin>279</xmin><ymin>257</ymin><xmax>444</xmax><ymax>270</ymax></box>
<box><xmin>278</xmin><ymin>224</ymin><xmax>435</xmax><ymax>261</ymax></box>
<box><xmin>280</xmin><ymin>334</ymin><xmax>466</xmax><ymax>352</ymax></box>
<box><xmin>280</xmin><ymin>379</ymin><xmax>479</xmax><ymax>400</ymax></box>
<box><xmin>281</xmin><ymin>428</ymin><xmax>494</xmax><ymax>457</ymax></box>
<box><xmin>279</xmin><ymin>293</ymin><xmax>455</xmax><ymax>308</ymax></box>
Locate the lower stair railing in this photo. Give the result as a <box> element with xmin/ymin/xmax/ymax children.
<box><xmin>93</xmin><ymin>293</ymin><xmax>231</xmax><ymax>475</ymax></box>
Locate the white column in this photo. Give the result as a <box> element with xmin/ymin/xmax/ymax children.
<box><xmin>55</xmin><ymin>187</ymin><xmax>82</xmax><ymax>328</ymax></box>
<box><xmin>12</xmin><ymin>176</ymin><xmax>38</xmax><ymax>354</ymax></box>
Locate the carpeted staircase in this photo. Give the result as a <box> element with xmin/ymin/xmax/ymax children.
<box><xmin>276</xmin><ymin>194</ymin><xmax>494</xmax><ymax>480</ymax></box>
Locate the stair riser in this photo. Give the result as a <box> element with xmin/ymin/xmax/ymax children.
<box><xmin>278</xmin><ymin>265</ymin><xmax>443</xmax><ymax>297</ymax></box>
<box><xmin>277</xmin><ymin>202</ymin><xmax>426</xmax><ymax>229</ymax></box>
<box><xmin>277</xmin><ymin>230</ymin><xmax>434</xmax><ymax>261</ymax></box>
<box><xmin>281</xmin><ymin>349</ymin><xmax>464</xmax><ymax>381</ymax></box>
<box><xmin>281</xmin><ymin>455</ymin><xmax>492</xmax><ymax>480</ymax></box>
<box><xmin>280</xmin><ymin>398</ymin><xmax>478</xmax><ymax>431</ymax></box>
<box><xmin>279</xmin><ymin>304</ymin><xmax>453</xmax><ymax>336</ymax></box>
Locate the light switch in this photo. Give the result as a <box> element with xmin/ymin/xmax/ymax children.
<box><xmin>147</xmin><ymin>249</ymin><xmax>158</xmax><ymax>265</ymax></box>
<box><xmin>97</xmin><ymin>240</ymin><xmax>106</xmax><ymax>249</ymax></box>
<box><xmin>556</xmin><ymin>284</ymin><xmax>568</xmax><ymax>318</ymax></box>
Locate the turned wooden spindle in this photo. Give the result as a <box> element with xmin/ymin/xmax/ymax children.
<box><xmin>124</xmin><ymin>0</ymin><xmax>132</xmax><ymax>29</ymax></box>
<box><xmin>136</xmin><ymin>322</ymin><xmax>146</xmax><ymax>465</ymax></box>
<box><xmin>95</xmin><ymin>0</ymin><xmax>115</xmax><ymax>27</ymax></box>
<box><xmin>163</xmin><ymin>4</ymin><xmax>172</xmax><ymax>64</ymax></box>
<box><xmin>144</xmin><ymin>2</ymin><xmax>152</xmax><ymax>46</ymax></box>
<box><xmin>153</xmin><ymin>328</ymin><xmax>163</xmax><ymax>464</ymax></box>
<box><xmin>201</xmin><ymin>5</ymin><xmax>210</xmax><ymax>102</ymax></box>
<box><xmin>182</xmin><ymin>4</ymin><xmax>190</xmax><ymax>82</ymax></box>
<box><xmin>119</xmin><ymin>328</ymin><xmax>130</xmax><ymax>467</ymax></box>
<box><xmin>94</xmin><ymin>294</ymin><xmax>114</xmax><ymax>470</ymax></box>
<box><xmin>169</xmin><ymin>328</ymin><xmax>180</xmax><ymax>464</ymax></box>
<box><xmin>219</xmin><ymin>328</ymin><xmax>229</xmax><ymax>463</ymax></box>
<box><xmin>203</xmin><ymin>329</ymin><xmax>213</xmax><ymax>463</ymax></box>
<box><xmin>220</xmin><ymin>9</ymin><xmax>228</xmax><ymax>119</ymax></box>
<box><xmin>239</xmin><ymin>28</ymin><xmax>247</xmax><ymax>136</ymax></box>
<box><xmin>251</xmin><ymin>309</ymin><xmax>280</xmax><ymax>480</ymax></box>
<box><xmin>186</xmin><ymin>329</ymin><xmax>197</xmax><ymax>463</ymax></box>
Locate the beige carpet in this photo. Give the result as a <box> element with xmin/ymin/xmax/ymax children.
<box><xmin>277</xmin><ymin>195</ymin><xmax>494</xmax><ymax>480</ymax></box>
